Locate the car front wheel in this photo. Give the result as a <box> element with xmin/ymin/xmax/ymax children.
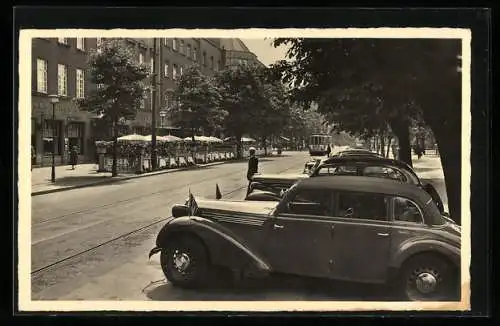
<box><xmin>161</xmin><ymin>235</ymin><xmax>209</xmax><ymax>289</ymax></box>
<box><xmin>399</xmin><ymin>254</ymin><xmax>458</xmax><ymax>301</ymax></box>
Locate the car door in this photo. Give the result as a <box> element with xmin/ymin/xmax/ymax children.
<box><xmin>329</xmin><ymin>191</ymin><xmax>392</xmax><ymax>284</ymax></box>
<box><xmin>262</xmin><ymin>189</ymin><xmax>336</xmax><ymax>279</ymax></box>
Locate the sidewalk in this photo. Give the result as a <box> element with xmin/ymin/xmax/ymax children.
<box><xmin>30</xmin><ymin>160</ymin><xmax>238</xmax><ymax>196</ymax></box>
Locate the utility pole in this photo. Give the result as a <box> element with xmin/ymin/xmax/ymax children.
<box><xmin>151</xmin><ymin>38</ymin><xmax>158</xmax><ymax>170</ymax></box>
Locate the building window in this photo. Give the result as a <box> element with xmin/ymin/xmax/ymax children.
<box><xmin>76</xmin><ymin>38</ymin><xmax>85</xmax><ymax>51</ymax></box>
<box><xmin>173</xmin><ymin>64</ymin><xmax>178</xmax><ymax>80</ymax></box>
<box><xmin>140</xmin><ymin>91</ymin><xmax>145</xmax><ymax>109</ymax></box>
<box><xmin>57</xmin><ymin>37</ymin><xmax>68</xmax><ymax>45</ymax></box>
<box><xmin>57</xmin><ymin>64</ymin><xmax>68</xmax><ymax>96</ymax></box>
<box><xmin>187</xmin><ymin>44</ymin><xmax>191</xmax><ymax>58</ymax></box>
<box><xmin>96</xmin><ymin>38</ymin><xmax>103</xmax><ymax>53</ymax></box>
<box><xmin>179</xmin><ymin>40</ymin><xmax>185</xmax><ymax>55</ymax></box>
<box><xmin>172</xmin><ymin>39</ymin><xmax>177</xmax><ymax>51</ymax></box>
<box><xmin>202</xmin><ymin>52</ymin><xmax>207</xmax><ymax>66</ymax></box>
<box><xmin>76</xmin><ymin>68</ymin><xmax>85</xmax><ymax>99</ymax></box>
<box><xmin>180</xmin><ymin>65</ymin><xmax>183</xmax><ymax>76</ymax></box>
<box><xmin>150</xmin><ymin>58</ymin><xmax>154</xmax><ymax>73</ymax></box>
<box><xmin>164</xmin><ymin>62</ymin><xmax>169</xmax><ymax>77</ymax></box>
<box><xmin>36</xmin><ymin>58</ymin><xmax>48</xmax><ymax>93</ymax></box>
<box><xmin>139</xmin><ymin>53</ymin><xmax>144</xmax><ymax>64</ymax></box>
<box><xmin>42</xmin><ymin>120</ymin><xmax>62</xmax><ymax>155</ymax></box>
<box><xmin>210</xmin><ymin>56</ymin><xmax>214</xmax><ymax>69</ymax></box>
<box><xmin>164</xmin><ymin>38</ymin><xmax>168</xmax><ymax>46</ymax></box>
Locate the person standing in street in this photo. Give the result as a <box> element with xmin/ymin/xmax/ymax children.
<box><xmin>31</xmin><ymin>145</ymin><xmax>35</xmax><ymax>171</ymax></box>
<box><xmin>326</xmin><ymin>144</ymin><xmax>332</xmax><ymax>157</ymax></box>
<box><xmin>246</xmin><ymin>147</ymin><xmax>259</xmax><ymax>194</ymax></box>
<box><xmin>70</xmin><ymin>145</ymin><xmax>79</xmax><ymax>170</ymax></box>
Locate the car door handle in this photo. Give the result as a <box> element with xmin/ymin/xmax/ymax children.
<box><xmin>273</xmin><ymin>224</ymin><xmax>284</xmax><ymax>229</ymax></box>
<box><xmin>377</xmin><ymin>232</ymin><xmax>389</xmax><ymax>237</ymax></box>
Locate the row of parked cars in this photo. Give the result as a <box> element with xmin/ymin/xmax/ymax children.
<box><xmin>149</xmin><ymin>148</ymin><xmax>461</xmax><ymax>301</ymax></box>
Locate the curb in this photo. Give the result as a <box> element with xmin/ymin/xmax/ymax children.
<box><xmin>31</xmin><ymin>159</ymin><xmax>248</xmax><ymax>196</ymax></box>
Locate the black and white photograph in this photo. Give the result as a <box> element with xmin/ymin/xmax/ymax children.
<box><xmin>18</xmin><ymin>27</ymin><xmax>471</xmax><ymax>312</ymax></box>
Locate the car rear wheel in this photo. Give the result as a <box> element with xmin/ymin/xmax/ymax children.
<box><xmin>399</xmin><ymin>254</ymin><xmax>458</xmax><ymax>301</ymax></box>
<box><xmin>161</xmin><ymin>235</ymin><xmax>209</xmax><ymax>289</ymax></box>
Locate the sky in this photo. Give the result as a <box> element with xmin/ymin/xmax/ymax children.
<box><xmin>240</xmin><ymin>38</ymin><xmax>290</xmax><ymax>67</ymax></box>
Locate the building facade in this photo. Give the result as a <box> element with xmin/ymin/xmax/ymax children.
<box><xmin>31</xmin><ymin>37</ymin><xmax>262</xmax><ymax>165</ymax></box>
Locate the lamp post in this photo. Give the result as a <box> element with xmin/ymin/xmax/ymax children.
<box><xmin>49</xmin><ymin>95</ymin><xmax>59</xmax><ymax>182</ymax></box>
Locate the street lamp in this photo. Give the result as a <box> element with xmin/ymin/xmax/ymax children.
<box><xmin>49</xmin><ymin>95</ymin><xmax>59</xmax><ymax>183</ymax></box>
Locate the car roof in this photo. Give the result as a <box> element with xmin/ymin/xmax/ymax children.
<box><xmin>296</xmin><ymin>175</ymin><xmax>431</xmax><ymax>202</ymax></box>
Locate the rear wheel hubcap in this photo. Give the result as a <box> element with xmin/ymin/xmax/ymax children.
<box><xmin>173</xmin><ymin>250</ymin><xmax>191</xmax><ymax>273</ymax></box>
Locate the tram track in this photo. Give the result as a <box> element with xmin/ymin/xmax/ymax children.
<box><xmin>31</xmin><ymin>160</ymin><xmax>301</xmax><ymax>279</ymax></box>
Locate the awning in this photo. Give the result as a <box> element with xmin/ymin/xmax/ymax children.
<box><xmin>280</xmin><ymin>136</ymin><xmax>290</xmax><ymax>141</ymax></box>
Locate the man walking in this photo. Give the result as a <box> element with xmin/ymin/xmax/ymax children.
<box><xmin>246</xmin><ymin>147</ymin><xmax>259</xmax><ymax>195</ymax></box>
<box><xmin>326</xmin><ymin>144</ymin><xmax>332</xmax><ymax>157</ymax></box>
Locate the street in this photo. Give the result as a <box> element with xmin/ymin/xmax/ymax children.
<box><xmin>31</xmin><ymin>151</ymin><xmax>448</xmax><ymax>301</ymax></box>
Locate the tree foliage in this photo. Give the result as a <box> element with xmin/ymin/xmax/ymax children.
<box><xmin>78</xmin><ymin>39</ymin><xmax>149</xmax><ymax>176</ymax></box>
<box><xmin>78</xmin><ymin>39</ymin><xmax>149</xmax><ymax>125</ymax></box>
<box><xmin>168</xmin><ymin>65</ymin><xmax>226</xmax><ymax>138</ymax></box>
<box><xmin>271</xmin><ymin>38</ymin><xmax>462</xmax><ymax>223</ymax></box>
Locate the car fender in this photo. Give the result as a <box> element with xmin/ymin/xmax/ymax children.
<box><xmin>390</xmin><ymin>238</ymin><xmax>461</xmax><ymax>270</ymax></box>
<box><xmin>154</xmin><ymin>215</ymin><xmax>271</xmax><ymax>272</ymax></box>
<box><xmin>245</xmin><ymin>191</ymin><xmax>281</xmax><ymax>201</ymax></box>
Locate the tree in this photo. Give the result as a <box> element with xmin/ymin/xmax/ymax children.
<box><xmin>272</xmin><ymin>38</ymin><xmax>462</xmax><ymax>223</ymax></box>
<box><xmin>252</xmin><ymin>70</ymin><xmax>291</xmax><ymax>154</ymax></box>
<box><xmin>216</xmin><ymin>65</ymin><xmax>267</xmax><ymax>158</ymax></box>
<box><xmin>168</xmin><ymin>65</ymin><xmax>226</xmax><ymax>142</ymax></box>
<box><xmin>78</xmin><ymin>39</ymin><xmax>149</xmax><ymax>177</ymax></box>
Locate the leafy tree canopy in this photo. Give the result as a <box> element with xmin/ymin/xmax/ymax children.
<box><xmin>168</xmin><ymin>65</ymin><xmax>226</xmax><ymax>137</ymax></box>
<box><xmin>78</xmin><ymin>39</ymin><xmax>150</xmax><ymax>125</ymax></box>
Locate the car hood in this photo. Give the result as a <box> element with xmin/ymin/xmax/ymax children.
<box><xmin>252</xmin><ymin>173</ymin><xmax>309</xmax><ymax>182</ymax></box>
<box><xmin>196</xmin><ymin>199</ymin><xmax>277</xmax><ymax>216</ymax></box>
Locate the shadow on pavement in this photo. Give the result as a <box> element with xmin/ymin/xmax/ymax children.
<box><xmin>48</xmin><ymin>175</ymin><xmax>130</xmax><ymax>188</ymax></box>
<box><xmin>144</xmin><ymin>274</ymin><xmax>399</xmax><ymax>301</ymax></box>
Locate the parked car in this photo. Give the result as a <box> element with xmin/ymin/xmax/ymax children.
<box><xmin>332</xmin><ymin>149</ymin><xmax>384</xmax><ymax>158</ymax></box>
<box><xmin>247</xmin><ymin>156</ymin><xmax>446</xmax><ymax>216</ymax></box>
<box><xmin>149</xmin><ymin>176</ymin><xmax>460</xmax><ymax>301</ymax></box>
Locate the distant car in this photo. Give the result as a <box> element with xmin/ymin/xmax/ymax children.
<box><xmin>247</xmin><ymin>156</ymin><xmax>446</xmax><ymax>216</ymax></box>
<box><xmin>149</xmin><ymin>176</ymin><xmax>460</xmax><ymax>301</ymax></box>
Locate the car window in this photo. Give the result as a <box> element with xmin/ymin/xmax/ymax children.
<box><xmin>286</xmin><ymin>190</ymin><xmax>333</xmax><ymax>216</ymax></box>
<box><xmin>393</xmin><ymin>197</ymin><xmax>424</xmax><ymax>224</ymax></box>
<box><xmin>317</xmin><ymin>165</ymin><xmax>357</xmax><ymax>176</ymax></box>
<box><xmin>336</xmin><ymin>192</ymin><xmax>388</xmax><ymax>221</ymax></box>
<box><xmin>362</xmin><ymin>166</ymin><xmax>406</xmax><ymax>182</ymax></box>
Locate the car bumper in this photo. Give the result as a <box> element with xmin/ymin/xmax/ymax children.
<box><xmin>148</xmin><ymin>246</ymin><xmax>161</xmax><ymax>259</ymax></box>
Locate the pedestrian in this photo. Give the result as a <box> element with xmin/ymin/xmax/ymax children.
<box><xmin>31</xmin><ymin>145</ymin><xmax>35</xmax><ymax>171</ymax></box>
<box><xmin>391</xmin><ymin>143</ymin><xmax>398</xmax><ymax>160</ymax></box>
<box><xmin>70</xmin><ymin>145</ymin><xmax>78</xmax><ymax>170</ymax></box>
<box><xmin>246</xmin><ymin>147</ymin><xmax>259</xmax><ymax>194</ymax></box>
<box><xmin>326</xmin><ymin>144</ymin><xmax>332</xmax><ymax>157</ymax></box>
<box><xmin>416</xmin><ymin>145</ymin><xmax>423</xmax><ymax>160</ymax></box>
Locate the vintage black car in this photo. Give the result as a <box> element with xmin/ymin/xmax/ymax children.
<box><xmin>149</xmin><ymin>176</ymin><xmax>460</xmax><ymax>301</ymax></box>
<box><xmin>247</xmin><ymin>156</ymin><xmax>446</xmax><ymax>216</ymax></box>
<box><xmin>333</xmin><ymin>149</ymin><xmax>384</xmax><ymax>158</ymax></box>
<box><xmin>303</xmin><ymin>149</ymin><xmax>382</xmax><ymax>173</ymax></box>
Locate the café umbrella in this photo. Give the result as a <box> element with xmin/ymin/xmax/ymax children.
<box><xmin>159</xmin><ymin>135</ymin><xmax>182</xmax><ymax>142</ymax></box>
<box><xmin>117</xmin><ymin>134</ymin><xmax>148</xmax><ymax>142</ymax></box>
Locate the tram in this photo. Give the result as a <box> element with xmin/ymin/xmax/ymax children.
<box><xmin>308</xmin><ymin>134</ymin><xmax>333</xmax><ymax>156</ymax></box>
